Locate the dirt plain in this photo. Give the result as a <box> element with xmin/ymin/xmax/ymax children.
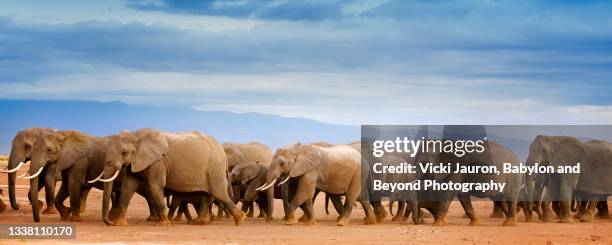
<box><xmin>0</xmin><ymin>164</ymin><xmax>611</xmax><ymax>244</ymax></box>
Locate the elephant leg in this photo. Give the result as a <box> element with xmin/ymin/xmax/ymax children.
<box><xmin>302</xmin><ymin>199</ymin><xmax>316</xmax><ymax>225</ymax></box>
<box><xmin>502</xmin><ymin>200</ymin><xmax>517</xmax><ymax>226</ymax></box>
<box><xmin>490</xmin><ymin>201</ymin><xmax>505</xmax><ymax>218</ymax></box>
<box><xmin>286</xmin><ymin>175</ymin><xmax>316</xmax><ymax>225</ymax></box>
<box><xmin>410</xmin><ymin>201</ymin><xmax>422</xmax><ymax>225</ymax></box>
<box><xmin>208</xmin><ymin>183</ymin><xmax>246</xmax><ymax>226</ymax></box>
<box><xmin>54</xmin><ymin>180</ymin><xmax>70</xmax><ymax>220</ymax></box>
<box><xmin>147</xmin><ymin>175</ymin><xmax>169</xmax><ymax>226</ymax></box>
<box><xmin>246</xmin><ymin>202</ymin><xmax>255</xmax><ymax>218</ymax></box>
<box><xmin>108</xmin><ymin>190</ymin><xmax>122</xmax><ymax>222</ymax></box>
<box><xmin>173</xmin><ymin>200</ymin><xmax>184</xmax><ymax>221</ymax></box>
<box><xmin>184</xmin><ymin>202</ymin><xmax>195</xmax><ymax>223</ymax></box>
<box><xmin>67</xmin><ymin>176</ymin><xmax>83</xmax><ymax>222</ymax></box>
<box><xmin>541</xmin><ymin>192</ymin><xmax>554</xmax><ymax>222</ymax></box>
<box><xmin>338</xmin><ymin>173</ymin><xmax>360</xmax><ymax>226</ymax></box>
<box><xmin>596</xmin><ymin>201</ymin><xmax>610</xmax><ymax>219</ymax></box>
<box><xmin>457</xmin><ymin>194</ymin><xmax>479</xmax><ymax>226</ymax></box>
<box><xmin>575</xmin><ymin>200</ymin><xmax>587</xmax><ymax>218</ymax></box>
<box><xmin>330</xmin><ymin>195</ymin><xmax>344</xmax><ymax>216</ymax></box>
<box><xmin>79</xmin><ymin>188</ymin><xmax>90</xmax><ymax>214</ymax></box>
<box><xmin>359</xmin><ymin>200</ymin><xmax>376</xmax><ymax>225</ymax></box>
<box><xmin>215</xmin><ymin>201</ymin><xmax>227</xmax><ymax>220</ymax></box>
<box><xmin>167</xmin><ymin>196</ymin><xmax>179</xmax><ymax>221</ymax></box>
<box><xmin>392</xmin><ymin>201</ymin><xmax>406</xmax><ymax>222</ymax></box>
<box><xmin>265</xmin><ymin>188</ymin><xmax>275</xmax><ymax>222</ymax></box>
<box><xmin>558</xmin><ymin>181</ymin><xmax>572</xmax><ymax>223</ymax></box>
<box><xmin>42</xmin><ymin>170</ymin><xmax>57</xmax><ymax>214</ymax></box>
<box><xmin>115</xmin><ymin>174</ymin><xmax>140</xmax><ymax>226</ymax></box>
<box><xmin>433</xmin><ymin>201</ymin><xmax>451</xmax><ymax>226</ymax></box>
<box><xmin>193</xmin><ymin>194</ymin><xmax>211</xmax><ymax>225</ymax></box>
<box><xmin>257</xmin><ymin>201</ymin><xmax>266</xmax><ymax>218</ymax></box>
<box><xmin>579</xmin><ymin>198</ymin><xmax>598</xmax><ymax>222</ymax></box>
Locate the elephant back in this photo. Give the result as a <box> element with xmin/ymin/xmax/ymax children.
<box><xmin>577</xmin><ymin>140</ymin><xmax>612</xmax><ymax>195</ymax></box>
<box><xmin>164</xmin><ymin>133</ymin><xmax>228</xmax><ymax>193</ymax></box>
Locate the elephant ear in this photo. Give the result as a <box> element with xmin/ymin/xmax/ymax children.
<box><xmin>241</xmin><ymin>163</ymin><xmax>263</xmax><ymax>185</ymax></box>
<box><xmin>552</xmin><ymin>138</ymin><xmax>585</xmax><ymax>166</ymax></box>
<box><xmin>57</xmin><ymin>131</ymin><xmax>88</xmax><ymax>171</ymax></box>
<box><xmin>289</xmin><ymin>145</ymin><xmax>321</xmax><ymax>177</ymax></box>
<box><xmin>132</xmin><ymin>131</ymin><xmax>168</xmax><ymax>173</ymax></box>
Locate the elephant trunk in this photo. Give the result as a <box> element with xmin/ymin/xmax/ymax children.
<box><xmin>29</xmin><ymin>176</ymin><xmax>40</xmax><ymax>222</ymax></box>
<box><xmin>7</xmin><ymin>153</ymin><xmax>19</xmax><ymax>210</ymax></box>
<box><xmin>102</xmin><ymin>180</ymin><xmax>114</xmax><ymax>226</ymax></box>
<box><xmin>258</xmin><ymin>168</ymin><xmax>281</xmax><ymax>191</ymax></box>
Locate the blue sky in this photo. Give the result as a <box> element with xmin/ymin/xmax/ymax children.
<box><xmin>0</xmin><ymin>0</ymin><xmax>611</xmax><ymax>125</ymax></box>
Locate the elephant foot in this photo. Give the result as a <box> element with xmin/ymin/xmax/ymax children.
<box><xmin>541</xmin><ymin>214</ymin><xmax>552</xmax><ymax>222</ymax></box>
<box><xmin>146</xmin><ymin>215</ymin><xmax>160</xmax><ymax>221</ymax></box>
<box><xmin>304</xmin><ymin>219</ymin><xmax>317</xmax><ymax>226</ymax></box>
<box><xmin>192</xmin><ymin>216</ymin><xmax>211</xmax><ymax>225</ymax></box>
<box><xmin>376</xmin><ymin>207</ymin><xmax>388</xmax><ymax>223</ymax></box>
<box><xmin>155</xmin><ymin>220</ymin><xmax>171</xmax><ymax>226</ymax></box>
<box><xmin>0</xmin><ymin>201</ymin><xmax>6</xmax><ymax>213</ymax></box>
<box><xmin>391</xmin><ymin>214</ymin><xmax>404</xmax><ymax>222</ymax></box>
<box><xmin>502</xmin><ymin>218</ymin><xmax>516</xmax><ymax>226</ymax></box>
<box><xmin>285</xmin><ymin>215</ymin><xmax>299</xmax><ymax>225</ymax></box>
<box><xmin>298</xmin><ymin>214</ymin><xmax>308</xmax><ymax>222</ymax></box>
<box><xmin>580</xmin><ymin>212</ymin><xmax>594</xmax><ymax>222</ymax></box>
<box><xmin>115</xmin><ymin>216</ymin><xmax>129</xmax><ymax>226</ymax></box>
<box><xmin>233</xmin><ymin>210</ymin><xmax>246</xmax><ymax>226</ymax></box>
<box><xmin>258</xmin><ymin>212</ymin><xmax>266</xmax><ymax>218</ymax></box>
<box><xmin>69</xmin><ymin>214</ymin><xmax>82</xmax><ymax>222</ymax></box>
<box><xmin>469</xmin><ymin>218</ymin><xmax>480</xmax><ymax>226</ymax></box>
<box><xmin>337</xmin><ymin>216</ymin><xmax>349</xmax><ymax>226</ymax></box>
<box><xmin>42</xmin><ymin>207</ymin><xmax>58</xmax><ymax>214</ymax></box>
<box><xmin>59</xmin><ymin>207</ymin><xmax>71</xmax><ymax>220</ymax></box>
<box><xmin>432</xmin><ymin>217</ymin><xmax>447</xmax><ymax>226</ymax></box>
<box><xmin>364</xmin><ymin>215</ymin><xmax>377</xmax><ymax>225</ymax></box>
<box><xmin>558</xmin><ymin>217</ymin><xmax>573</xmax><ymax>223</ymax></box>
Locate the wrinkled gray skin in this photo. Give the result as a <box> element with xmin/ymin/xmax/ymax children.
<box><xmin>102</xmin><ymin>129</ymin><xmax>246</xmax><ymax>226</ymax></box>
<box><xmin>3</xmin><ymin>128</ymin><xmax>56</xmax><ymax>212</ymax></box>
<box><xmin>527</xmin><ymin>136</ymin><xmax>612</xmax><ymax>222</ymax></box>
<box><xmin>261</xmin><ymin>143</ymin><xmax>376</xmax><ymax>226</ymax></box>
<box><xmin>223</xmin><ymin>142</ymin><xmax>273</xmax><ymax>219</ymax></box>
<box><xmin>29</xmin><ymin>130</ymin><xmax>157</xmax><ymax>223</ymax></box>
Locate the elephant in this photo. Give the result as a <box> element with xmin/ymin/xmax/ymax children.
<box><xmin>2</xmin><ymin>128</ymin><xmax>56</xmax><ymax>212</ymax></box>
<box><xmin>527</xmin><ymin>136</ymin><xmax>612</xmax><ymax>222</ymax></box>
<box><xmin>26</xmin><ymin>130</ymin><xmax>157</xmax><ymax>222</ymax></box>
<box><xmin>100</xmin><ymin>129</ymin><xmax>246</xmax><ymax>226</ymax></box>
<box><xmin>229</xmin><ymin>161</ymin><xmax>271</xmax><ymax>220</ymax></box>
<box><xmin>258</xmin><ymin>143</ymin><xmax>376</xmax><ymax>226</ymax></box>
<box><xmin>222</xmin><ymin>142</ymin><xmax>273</xmax><ymax>218</ymax></box>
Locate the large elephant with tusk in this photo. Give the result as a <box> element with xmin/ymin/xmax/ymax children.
<box><xmin>101</xmin><ymin>129</ymin><xmax>246</xmax><ymax>226</ymax></box>
<box><xmin>28</xmin><ymin>130</ymin><xmax>158</xmax><ymax>222</ymax></box>
<box><xmin>2</xmin><ymin>128</ymin><xmax>56</xmax><ymax>213</ymax></box>
<box><xmin>258</xmin><ymin>143</ymin><xmax>376</xmax><ymax>226</ymax></box>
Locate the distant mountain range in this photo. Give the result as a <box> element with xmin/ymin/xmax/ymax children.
<box><xmin>0</xmin><ymin>99</ymin><xmax>359</xmax><ymax>154</ymax></box>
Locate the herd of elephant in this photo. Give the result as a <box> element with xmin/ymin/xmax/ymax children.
<box><xmin>0</xmin><ymin>127</ymin><xmax>611</xmax><ymax>228</ymax></box>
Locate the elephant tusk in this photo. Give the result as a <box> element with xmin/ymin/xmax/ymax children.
<box><xmin>255</xmin><ymin>183</ymin><xmax>266</xmax><ymax>191</ymax></box>
<box><xmin>98</xmin><ymin>170</ymin><xmax>121</xmax><ymax>183</ymax></box>
<box><xmin>1</xmin><ymin>161</ymin><xmax>25</xmax><ymax>173</ymax></box>
<box><xmin>277</xmin><ymin>176</ymin><xmax>290</xmax><ymax>186</ymax></box>
<box><xmin>258</xmin><ymin>179</ymin><xmax>277</xmax><ymax>191</ymax></box>
<box><xmin>21</xmin><ymin>166</ymin><xmax>44</xmax><ymax>179</ymax></box>
<box><xmin>87</xmin><ymin>172</ymin><xmax>105</xmax><ymax>184</ymax></box>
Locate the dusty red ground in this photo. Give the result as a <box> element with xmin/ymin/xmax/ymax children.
<box><xmin>1</xmin><ymin>167</ymin><xmax>610</xmax><ymax>244</ymax></box>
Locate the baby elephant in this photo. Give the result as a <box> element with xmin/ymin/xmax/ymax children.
<box><xmin>229</xmin><ymin>162</ymin><xmax>270</xmax><ymax>219</ymax></box>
